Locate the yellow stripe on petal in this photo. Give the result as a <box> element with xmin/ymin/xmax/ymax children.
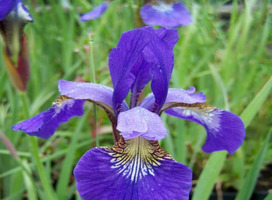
<box><xmin>74</xmin><ymin>138</ymin><xmax>192</xmax><ymax>199</ymax></box>
<box><xmin>107</xmin><ymin>137</ymin><xmax>172</xmax><ymax>182</ymax></box>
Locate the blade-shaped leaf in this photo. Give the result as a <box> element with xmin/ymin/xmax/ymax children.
<box><xmin>192</xmin><ymin>76</ymin><xmax>272</xmax><ymax>200</ymax></box>
<box><xmin>264</xmin><ymin>192</ymin><xmax>272</xmax><ymax>200</ymax></box>
<box><xmin>235</xmin><ymin>128</ymin><xmax>272</xmax><ymax>200</ymax></box>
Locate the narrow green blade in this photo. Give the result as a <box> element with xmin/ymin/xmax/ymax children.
<box><xmin>240</xmin><ymin>77</ymin><xmax>272</xmax><ymax>126</ymax></box>
<box><xmin>264</xmin><ymin>192</ymin><xmax>272</xmax><ymax>200</ymax></box>
<box><xmin>235</xmin><ymin>129</ymin><xmax>272</xmax><ymax>200</ymax></box>
<box><xmin>192</xmin><ymin>77</ymin><xmax>272</xmax><ymax>200</ymax></box>
<box><xmin>56</xmin><ymin>112</ymin><xmax>89</xmax><ymax>199</ymax></box>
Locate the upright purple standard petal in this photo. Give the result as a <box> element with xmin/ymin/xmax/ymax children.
<box><xmin>0</xmin><ymin>0</ymin><xmax>13</xmax><ymax>20</ymax></box>
<box><xmin>155</xmin><ymin>27</ymin><xmax>180</xmax><ymax>49</ymax></box>
<box><xmin>74</xmin><ymin>138</ymin><xmax>192</xmax><ymax>200</ymax></box>
<box><xmin>140</xmin><ymin>2</ymin><xmax>193</xmax><ymax>28</ymax></box>
<box><xmin>109</xmin><ymin>27</ymin><xmax>154</xmax><ymax>114</ymax></box>
<box><xmin>80</xmin><ymin>2</ymin><xmax>109</xmax><ymax>21</ymax></box>
<box><xmin>109</xmin><ymin>27</ymin><xmax>178</xmax><ymax>114</ymax></box>
<box><xmin>165</xmin><ymin>104</ymin><xmax>245</xmax><ymax>154</ymax></box>
<box><xmin>117</xmin><ymin>107</ymin><xmax>167</xmax><ymax>140</ymax></box>
<box><xmin>12</xmin><ymin>97</ymin><xmax>84</xmax><ymax>139</ymax></box>
<box><xmin>144</xmin><ymin>34</ymin><xmax>175</xmax><ymax>112</ymax></box>
<box><xmin>129</xmin><ymin>55</ymin><xmax>152</xmax><ymax>108</ymax></box>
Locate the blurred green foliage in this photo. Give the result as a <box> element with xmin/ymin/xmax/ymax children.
<box><xmin>0</xmin><ymin>0</ymin><xmax>271</xmax><ymax>199</ymax></box>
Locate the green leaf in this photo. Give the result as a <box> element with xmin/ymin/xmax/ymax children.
<box><xmin>235</xmin><ymin>128</ymin><xmax>272</xmax><ymax>200</ymax></box>
<box><xmin>240</xmin><ymin>77</ymin><xmax>272</xmax><ymax>127</ymax></box>
<box><xmin>264</xmin><ymin>192</ymin><xmax>272</xmax><ymax>200</ymax></box>
<box><xmin>192</xmin><ymin>151</ymin><xmax>228</xmax><ymax>200</ymax></box>
<box><xmin>22</xmin><ymin>160</ymin><xmax>38</xmax><ymax>200</ymax></box>
<box><xmin>56</xmin><ymin>111</ymin><xmax>89</xmax><ymax>200</ymax></box>
<box><xmin>192</xmin><ymin>77</ymin><xmax>272</xmax><ymax>200</ymax></box>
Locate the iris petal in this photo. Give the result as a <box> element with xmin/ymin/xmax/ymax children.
<box><xmin>109</xmin><ymin>27</ymin><xmax>153</xmax><ymax>88</ymax></box>
<box><xmin>12</xmin><ymin>97</ymin><xmax>84</xmax><ymax>139</ymax></box>
<box><xmin>58</xmin><ymin>80</ymin><xmax>128</xmax><ymax>124</ymax></box>
<box><xmin>141</xmin><ymin>28</ymin><xmax>178</xmax><ymax>112</ymax></box>
<box><xmin>146</xmin><ymin>37</ymin><xmax>174</xmax><ymax>112</ymax></box>
<box><xmin>109</xmin><ymin>27</ymin><xmax>154</xmax><ymax>114</ymax></box>
<box><xmin>0</xmin><ymin>0</ymin><xmax>13</xmax><ymax>20</ymax></box>
<box><xmin>80</xmin><ymin>2</ymin><xmax>109</xmax><ymax>21</ymax></box>
<box><xmin>58</xmin><ymin>80</ymin><xmax>117</xmax><ymax>108</ymax></box>
<box><xmin>130</xmin><ymin>54</ymin><xmax>152</xmax><ymax>108</ymax></box>
<box><xmin>140</xmin><ymin>2</ymin><xmax>193</xmax><ymax>28</ymax></box>
<box><xmin>109</xmin><ymin>27</ymin><xmax>178</xmax><ymax>114</ymax></box>
<box><xmin>2</xmin><ymin>0</ymin><xmax>33</xmax><ymax>22</ymax></box>
<box><xmin>140</xmin><ymin>87</ymin><xmax>206</xmax><ymax>112</ymax></box>
<box><xmin>155</xmin><ymin>28</ymin><xmax>180</xmax><ymax>49</ymax></box>
<box><xmin>117</xmin><ymin>107</ymin><xmax>167</xmax><ymax>140</ymax></box>
<box><xmin>165</xmin><ymin>103</ymin><xmax>245</xmax><ymax>154</ymax></box>
<box><xmin>74</xmin><ymin>137</ymin><xmax>192</xmax><ymax>200</ymax></box>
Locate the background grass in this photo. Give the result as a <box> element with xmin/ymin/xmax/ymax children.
<box><xmin>0</xmin><ymin>0</ymin><xmax>271</xmax><ymax>199</ymax></box>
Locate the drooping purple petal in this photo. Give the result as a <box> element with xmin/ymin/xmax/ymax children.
<box><xmin>117</xmin><ymin>107</ymin><xmax>167</xmax><ymax>140</ymax></box>
<box><xmin>80</xmin><ymin>2</ymin><xmax>109</xmax><ymax>22</ymax></box>
<box><xmin>74</xmin><ymin>138</ymin><xmax>192</xmax><ymax>200</ymax></box>
<box><xmin>58</xmin><ymin>80</ymin><xmax>117</xmax><ymax>108</ymax></box>
<box><xmin>140</xmin><ymin>87</ymin><xmax>206</xmax><ymax>112</ymax></box>
<box><xmin>0</xmin><ymin>0</ymin><xmax>13</xmax><ymax>20</ymax></box>
<box><xmin>165</xmin><ymin>104</ymin><xmax>245</xmax><ymax>154</ymax></box>
<box><xmin>163</xmin><ymin>87</ymin><xmax>206</xmax><ymax>105</ymax></box>
<box><xmin>140</xmin><ymin>2</ymin><xmax>193</xmax><ymax>28</ymax></box>
<box><xmin>12</xmin><ymin>98</ymin><xmax>84</xmax><ymax>139</ymax></box>
<box><xmin>58</xmin><ymin>79</ymin><xmax>129</xmax><ymax>124</ymax></box>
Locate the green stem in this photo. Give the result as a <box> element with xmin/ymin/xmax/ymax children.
<box><xmin>56</xmin><ymin>111</ymin><xmax>89</xmax><ymax>199</ymax></box>
<box><xmin>89</xmin><ymin>34</ymin><xmax>99</xmax><ymax>147</ymax></box>
<box><xmin>0</xmin><ymin>129</ymin><xmax>37</xmax><ymax>199</ymax></box>
<box><xmin>19</xmin><ymin>93</ymin><xmax>57</xmax><ymax>200</ymax></box>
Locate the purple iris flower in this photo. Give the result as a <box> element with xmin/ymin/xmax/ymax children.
<box><xmin>1</xmin><ymin>0</ymin><xmax>32</xmax><ymax>20</ymax></box>
<box><xmin>12</xmin><ymin>26</ymin><xmax>245</xmax><ymax>199</ymax></box>
<box><xmin>0</xmin><ymin>0</ymin><xmax>13</xmax><ymax>20</ymax></box>
<box><xmin>140</xmin><ymin>1</ymin><xmax>193</xmax><ymax>28</ymax></box>
<box><xmin>0</xmin><ymin>0</ymin><xmax>33</xmax><ymax>51</ymax></box>
<box><xmin>80</xmin><ymin>0</ymin><xmax>193</xmax><ymax>28</ymax></box>
<box><xmin>80</xmin><ymin>1</ymin><xmax>109</xmax><ymax>21</ymax></box>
